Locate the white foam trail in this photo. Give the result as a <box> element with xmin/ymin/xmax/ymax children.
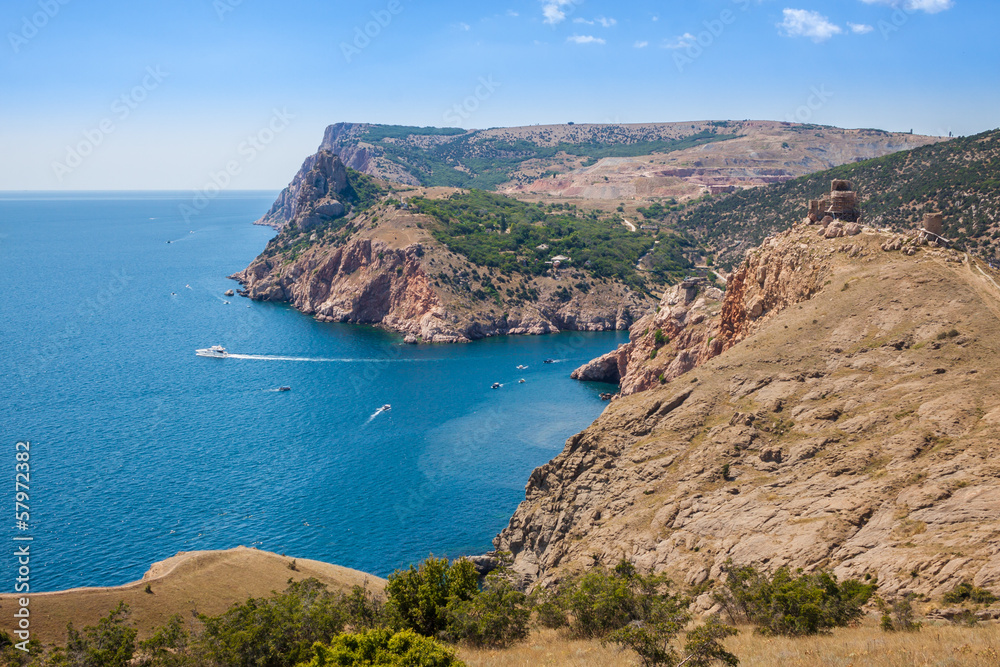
<box><xmin>226</xmin><ymin>354</ymin><xmax>429</xmax><ymax>363</ymax></box>
<box><xmin>366</xmin><ymin>407</ymin><xmax>389</xmax><ymax>423</ymax></box>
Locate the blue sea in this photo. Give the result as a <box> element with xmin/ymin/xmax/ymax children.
<box><xmin>0</xmin><ymin>192</ymin><xmax>624</xmax><ymax>592</ymax></box>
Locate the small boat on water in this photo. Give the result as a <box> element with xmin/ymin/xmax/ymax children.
<box><xmin>277</xmin><ymin>386</ymin><xmax>291</xmax><ymax>392</ymax></box>
<box><xmin>518</xmin><ymin>379</ymin><xmax>525</xmax><ymax>384</ymax></box>
<box><xmin>380</xmin><ymin>404</ymin><xmax>391</xmax><ymax>411</ymax></box>
<box><xmin>516</xmin><ymin>365</ymin><xmax>528</xmax><ymax>370</ymax></box>
<box><xmin>195</xmin><ymin>345</ymin><xmax>228</xmax><ymax>358</ymax></box>
<box><xmin>543</xmin><ymin>359</ymin><xmax>555</xmax><ymax>364</ymax></box>
<box><xmin>491</xmin><ymin>382</ymin><xmax>501</xmax><ymax>389</ymax></box>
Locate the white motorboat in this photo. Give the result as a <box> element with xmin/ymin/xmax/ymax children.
<box><xmin>195</xmin><ymin>345</ymin><xmax>229</xmax><ymax>358</ymax></box>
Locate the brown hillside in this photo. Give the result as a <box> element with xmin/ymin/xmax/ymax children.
<box><xmin>497</xmin><ymin>223</ymin><xmax>1000</xmax><ymax>608</ymax></box>
<box><xmin>0</xmin><ymin>547</ymin><xmax>384</xmax><ymax>645</ymax></box>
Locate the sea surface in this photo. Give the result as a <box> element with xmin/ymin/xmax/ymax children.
<box><xmin>0</xmin><ymin>192</ymin><xmax>625</xmax><ymax>592</ymax></box>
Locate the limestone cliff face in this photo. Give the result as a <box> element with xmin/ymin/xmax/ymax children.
<box><xmin>573</xmin><ymin>233</ymin><xmax>829</xmax><ymax>396</ymax></box>
<box><xmin>498</xmin><ymin>224</ymin><xmax>1000</xmax><ymax>605</ymax></box>
<box><xmin>232</xmin><ymin>238</ymin><xmax>465</xmax><ymax>342</ymax></box>
<box><xmin>232</xmin><ymin>232</ymin><xmax>648</xmax><ymax>343</ymax></box>
<box><xmin>255</xmin><ymin>151</ymin><xmax>349</xmax><ymax>230</ymax></box>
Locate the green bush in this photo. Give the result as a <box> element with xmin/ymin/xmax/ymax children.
<box><xmin>64</xmin><ymin>601</ymin><xmax>137</xmax><ymax>667</ymax></box>
<box><xmin>943</xmin><ymin>581</ymin><xmax>998</xmax><ymax>605</ymax></box>
<box><xmin>559</xmin><ymin>560</ymin><xmax>682</xmax><ymax>639</ymax></box>
<box><xmin>878</xmin><ymin>593</ymin><xmax>921</xmax><ymax>633</ymax></box>
<box><xmin>554</xmin><ymin>560</ymin><xmax>738</xmax><ymax>666</ymax></box>
<box><xmin>385</xmin><ymin>557</ymin><xmax>479</xmax><ymax>637</ymax></box>
<box><xmin>529</xmin><ymin>587</ymin><xmax>568</xmax><ymax>629</ymax></box>
<box><xmin>714</xmin><ymin>561</ymin><xmax>876</xmax><ymax>636</ymax></box>
<box><xmin>198</xmin><ymin>578</ymin><xmax>351</xmax><ymax>667</ymax></box>
<box><xmin>443</xmin><ymin>571</ymin><xmax>530</xmax><ymax>648</ymax></box>
<box><xmin>653</xmin><ymin>329</ymin><xmax>669</xmax><ymax>347</ymax></box>
<box><xmin>296</xmin><ymin>628</ymin><xmax>463</xmax><ymax>667</ymax></box>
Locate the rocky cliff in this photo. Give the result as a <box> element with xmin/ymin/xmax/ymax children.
<box><xmin>497</xmin><ymin>222</ymin><xmax>1000</xmax><ymax>605</ymax></box>
<box><xmin>255</xmin><ymin>150</ymin><xmax>349</xmax><ymax>230</ymax></box>
<box><xmin>235</xmin><ymin>166</ymin><xmax>652</xmax><ymax>342</ymax></box>
<box><xmin>572</xmin><ymin>225</ymin><xmax>834</xmax><ymax>396</ymax></box>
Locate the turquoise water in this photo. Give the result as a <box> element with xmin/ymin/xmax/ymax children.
<box><xmin>0</xmin><ymin>192</ymin><xmax>624</xmax><ymax>592</ymax></box>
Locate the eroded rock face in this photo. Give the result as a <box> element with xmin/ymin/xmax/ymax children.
<box><xmin>233</xmin><ymin>239</ymin><xmax>460</xmax><ymax>342</ymax></box>
<box><xmin>256</xmin><ymin>151</ymin><xmax>349</xmax><ymax>230</ymax></box>
<box><xmin>574</xmin><ymin>230</ymin><xmax>828</xmax><ymax>397</ymax></box>
<box><xmin>498</xmin><ymin>225</ymin><xmax>1000</xmax><ymax>603</ymax></box>
<box><xmin>232</xmin><ymin>232</ymin><xmax>652</xmax><ymax>343</ymax></box>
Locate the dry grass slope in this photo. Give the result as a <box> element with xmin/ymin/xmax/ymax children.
<box><xmin>458</xmin><ymin>622</ymin><xmax>1000</xmax><ymax>667</ymax></box>
<box><xmin>0</xmin><ymin>547</ymin><xmax>384</xmax><ymax>645</ymax></box>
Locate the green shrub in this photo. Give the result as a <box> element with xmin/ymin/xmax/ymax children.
<box><xmin>714</xmin><ymin>561</ymin><xmax>876</xmax><ymax>636</ymax></box>
<box><xmin>385</xmin><ymin>557</ymin><xmax>479</xmax><ymax>637</ymax></box>
<box><xmin>64</xmin><ymin>602</ymin><xmax>137</xmax><ymax>667</ymax></box>
<box><xmin>943</xmin><ymin>581</ymin><xmax>998</xmax><ymax>605</ymax></box>
<box><xmin>297</xmin><ymin>628</ymin><xmax>463</xmax><ymax>667</ymax></box>
<box><xmin>136</xmin><ymin>615</ymin><xmax>198</xmax><ymax>666</ymax></box>
<box><xmin>198</xmin><ymin>578</ymin><xmax>350</xmax><ymax>667</ymax></box>
<box><xmin>878</xmin><ymin>593</ymin><xmax>921</xmax><ymax>633</ymax></box>
<box><xmin>653</xmin><ymin>329</ymin><xmax>668</xmax><ymax>347</ymax></box>
<box><xmin>555</xmin><ymin>560</ymin><xmax>738</xmax><ymax>666</ymax></box>
<box><xmin>559</xmin><ymin>560</ymin><xmax>681</xmax><ymax>639</ymax></box>
<box><xmin>529</xmin><ymin>588</ymin><xmax>568</xmax><ymax>629</ymax></box>
<box><xmin>443</xmin><ymin>571</ymin><xmax>530</xmax><ymax>648</ymax></box>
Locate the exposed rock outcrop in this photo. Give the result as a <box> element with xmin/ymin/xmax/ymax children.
<box><xmin>232</xmin><ymin>238</ymin><xmax>464</xmax><ymax>342</ymax></box>
<box><xmin>575</xmin><ymin>232</ymin><xmax>829</xmax><ymax>396</ymax></box>
<box><xmin>497</xmin><ymin>223</ymin><xmax>1000</xmax><ymax>604</ymax></box>
<box><xmin>255</xmin><ymin>151</ymin><xmax>349</xmax><ymax>230</ymax></box>
<box><xmin>235</xmin><ymin>191</ymin><xmax>652</xmax><ymax>343</ymax></box>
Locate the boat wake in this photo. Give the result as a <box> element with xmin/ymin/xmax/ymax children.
<box><xmin>226</xmin><ymin>354</ymin><xmax>429</xmax><ymax>363</ymax></box>
<box><xmin>366</xmin><ymin>405</ymin><xmax>391</xmax><ymax>423</ymax></box>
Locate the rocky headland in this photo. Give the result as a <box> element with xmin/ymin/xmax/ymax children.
<box><xmin>497</xmin><ymin>220</ymin><xmax>1000</xmax><ymax>607</ymax></box>
<box><xmin>233</xmin><ymin>155</ymin><xmax>651</xmax><ymax>343</ymax></box>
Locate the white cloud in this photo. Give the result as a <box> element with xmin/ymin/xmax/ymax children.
<box><xmin>574</xmin><ymin>16</ymin><xmax>615</xmax><ymax>27</ymax></box>
<box><xmin>455</xmin><ymin>22</ymin><xmax>471</xmax><ymax>31</ymax></box>
<box><xmin>860</xmin><ymin>0</ymin><xmax>954</xmax><ymax>14</ymax></box>
<box><xmin>663</xmin><ymin>33</ymin><xmax>697</xmax><ymax>49</ymax></box>
<box><xmin>849</xmin><ymin>22</ymin><xmax>874</xmax><ymax>33</ymax></box>
<box><xmin>541</xmin><ymin>0</ymin><xmax>575</xmax><ymax>25</ymax></box>
<box><xmin>567</xmin><ymin>34</ymin><xmax>606</xmax><ymax>45</ymax></box>
<box><xmin>507</xmin><ymin>10</ymin><xmax>519</xmax><ymax>17</ymax></box>
<box><xmin>778</xmin><ymin>9</ymin><xmax>844</xmax><ymax>42</ymax></box>
<box><xmin>634</xmin><ymin>40</ymin><xmax>649</xmax><ymax>48</ymax></box>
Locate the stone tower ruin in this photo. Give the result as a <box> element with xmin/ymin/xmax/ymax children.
<box><xmin>808</xmin><ymin>180</ymin><xmax>860</xmax><ymax>224</ymax></box>
<box><xmin>923</xmin><ymin>212</ymin><xmax>944</xmax><ymax>236</ymax></box>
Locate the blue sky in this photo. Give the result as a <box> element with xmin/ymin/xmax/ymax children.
<box><xmin>1</xmin><ymin>0</ymin><xmax>997</xmax><ymax>190</ymax></box>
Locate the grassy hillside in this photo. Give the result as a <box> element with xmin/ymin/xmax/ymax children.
<box><xmin>412</xmin><ymin>190</ymin><xmax>696</xmax><ymax>291</ymax></box>
<box><xmin>678</xmin><ymin>128</ymin><xmax>1000</xmax><ymax>267</ymax></box>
